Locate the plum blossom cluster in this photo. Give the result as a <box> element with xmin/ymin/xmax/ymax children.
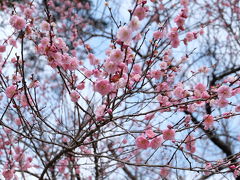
<box><xmin>37</xmin><ymin>37</ymin><xmax>79</xmax><ymax>70</ymax></box>
<box><xmin>1</xmin><ymin>143</ymin><xmax>33</xmax><ymax>180</ymax></box>
<box><xmin>136</xmin><ymin>127</ymin><xmax>176</xmax><ymax>150</ymax></box>
<box><xmin>0</xmin><ymin>0</ymin><xmax>240</xmax><ymax>179</ymax></box>
<box><xmin>216</xmin><ymin>85</ymin><xmax>233</xmax><ymax>108</ymax></box>
<box><xmin>135</xmin><ymin>129</ymin><xmax>163</xmax><ymax>150</ymax></box>
<box><xmin>10</xmin><ymin>15</ymin><xmax>26</xmax><ymax>30</ymax></box>
<box><xmin>185</xmin><ymin>135</ymin><xmax>196</xmax><ymax>153</ymax></box>
<box><xmin>5</xmin><ymin>84</ymin><xmax>36</xmax><ymax>107</ymax></box>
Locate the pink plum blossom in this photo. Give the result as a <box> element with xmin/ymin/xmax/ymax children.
<box><xmin>145</xmin><ymin>129</ymin><xmax>155</xmax><ymax>138</ymax></box>
<box><xmin>10</xmin><ymin>15</ymin><xmax>26</xmax><ymax>30</ymax></box>
<box><xmin>195</xmin><ymin>83</ymin><xmax>206</xmax><ymax>92</ymax></box>
<box><xmin>5</xmin><ymin>85</ymin><xmax>17</xmax><ymax>98</ymax></box>
<box><xmin>70</xmin><ymin>90</ymin><xmax>80</xmax><ymax>103</ymax></box>
<box><xmin>217</xmin><ymin>98</ymin><xmax>229</xmax><ymax>108</ymax></box>
<box><xmin>94</xmin><ymin>79</ymin><xmax>112</xmax><ymax>96</ymax></box>
<box><xmin>153</xmin><ymin>31</ymin><xmax>163</xmax><ymax>40</ymax></box>
<box><xmin>117</xmin><ymin>26</ymin><xmax>132</xmax><ymax>43</ymax></box>
<box><xmin>217</xmin><ymin>85</ymin><xmax>232</xmax><ymax>98</ymax></box>
<box><xmin>174</xmin><ymin>15</ymin><xmax>185</xmax><ymax>28</ymax></box>
<box><xmin>14</xmin><ymin>118</ymin><xmax>22</xmax><ymax>126</ymax></box>
<box><xmin>77</xmin><ymin>82</ymin><xmax>85</xmax><ymax>90</ymax></box>
<box><xmin>160</xmin><ymin>167</ymin><xmax>170</xmax><ymax>178</ymax></box>
<box><xmin>104</xmin><ymin>59</ymin><xmax>118</xmax><ymax>74</ymax></box>
<box><xmin>180</xmin><ymin>0</ymin><xmax>189</xmax><ymax>7</ymax></box>
<box><xmin>109</xmin><ymin>49</ymin><xmax>124</xmax><ymax>62</ymax></box>
<box><xmin>162</xmin><ymin>128</ymin><xmax>175</xmax><ymax>141</ymax></box>
<box><xmin>150</xmin><ymin>136</ymin><xmax>163</xmax><ymax>149</ymax></box>
<box><xmin>135</xmin><ymin>136</ymin><xmax>149</xmax><ymax>149</ymax></box>
<box><xmin>173</xmin><ymin>86</ymin><xmax>185</xmax><ymax>99</ymax></box>
<box><xmin>41</xmin><ymin>21</ymin><xmax>50</xmax><ymax>31</ymax></box>
<box><xmin>235</xmin><ymin>106</ymin><xmax>240</xmax><ymax>112</ymax></box>
<box><xmin>2</xmin><ymin>169</ymin><xmax>14</xmax><ymax>180</ymax></box>
<box><xmin>185</xmin><ymin>135</ymin><xmax>196</xmax><ymax>153</ymax></box>
<box><xmin>129</xmin><ymin>16</ymin><xmax>140</xmax><ymax>31</ymax></box>
<box><xmin>0</xmin><ymin>45</ymin><xmax>6</xmax><ymax>53</ymax></box>
<box><xmin>203</xmin><ymin>115</ymin><xmax>214</xmax><ymax>130</ymax></box>
<box><xmin>133</xmin><ymin>6</ymin><xmax>147</xmax><ymax>20</ymax></box>
<box><xmin>171</xmin><ymin>39</ymin><xmax>180</xmax><ymax>48</ymax></box>
<box><xmin>95</xmin><ymin>105</ymin><xmax>106</xmax><ymax>119</ymax></box>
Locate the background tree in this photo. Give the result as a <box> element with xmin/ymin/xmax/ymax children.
<box><xmin>0</xmin><ymin>0</ymin><xmax>240</xmax><ymax>179</ymax></box>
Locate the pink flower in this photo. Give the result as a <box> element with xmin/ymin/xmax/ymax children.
<box><xmin>160</xmin><ymin>61</ymin><xmax>168</xmax><ymax>70</ymax></box>
<box><xmin>184</xmin><ymin>115</ymin><xmax>191</xmax><ymax>124</ymax></box>
<box><xmin>84</xmin><ymin>69</ymin><xmax>93</xmax><ymax>78</ymax></box>
<box><xmin>217</xmin><ymin>85</ymin><xmax>232</xmax><ymax>98</ymax></box>
<box><xmin>8</xmin><ymin>38</ymin><xmax>17</xmax><ymax>48</ymax></box>
<box><xmin>171</xmin><ymin>39</ymin><xmax>180</xmax><ymax>48</ymax></box>
<box><xmin>28</xmin><ymin>79</ymin><xmax>40</xmax><ymax>88</ymax></box>
<box><xmin>232</xmin><ymin>88</ymin><xmax>240</xmax><ymax>96</ymax></box>
<box><xmin>174</xmin><ymin>15</ymin><xmax>185</xmax><ymax>28</ymax></box>
<box><xmin>24</xmin><ymin>8</ymin><xmax>33</xmax><ymax>18</ymax></box>
<box><xmin>222</xmin><ymin>112</ymin><xmax>232</xmax><ymax>119</ymax></box>
<box><xmin>203</xmin><ymin>115</ymin><xmax>214</xmax><ymax>130</ymax></box>
<box><xmin>153</xmin><ymin>31</ymin><xmax>163</xmax><ymax>39</ymax></box>
<box><xmin>14</xmin><ymin>118</ymin><xmax>22</xmax><ymax>126</ymax></box>
<box><xmin>173</xmin><ymin>87</ymin><xmax>185</xmax><ymax>99</ymax></box>
<box><xmin>10</xmin><ymin>15</ymin><xmax>26</xmax><ymax>30</ymax></box>
<box><xmin>132</xmin><ymin>74</ymin><xmax>141</xmax><ymax>82</ymax></box>
<box><xmin>234</xmin><ymin>169</ymin><xmax>240</xmax><ymax>178</ymax></box>
<box><xmin>68</xmin><ymin>58</ymin><xmax>79</xmax><ymax>71</ymax></box>
<box><xmin>109</xmin><ymin>49</ymin><xmax>124</xmax><ymax>62</ymax></box>
<box><xmin>117</xmin><ymin>26</ymin><xmax>132</xmax><ymax>43</ymax></box>
<box><xmin>145</xmin><ymin>113</ymin><xmax>155</xmax><ymax>120</ymax></box>
<box><xmin>133</xmin><ymin>6</ymin><xmax>147</xmax><ymax>20</ymax></box>
<box><xmin>235</xmin><ymin>106</ymin><xmax>240</xmax><ymax>112</ymax></box>
<box><xmin>129</xmin><ymin>16</ymin><xmax>140</xmax><ymax>31</ymax></box>
<box><xmin>2</xmin><ymin>169</ymin><xmax>14</xmax><ymax>180</ymax></box>
<box><xmin>145</xmin><ymin>129</ymin><xmax>155</xmax><ymax>138</ymax></box>
<box><xmin>5</xmin><ymin>85</ymin><xmax>17</xmax><ymax>98</ymax></box>
<box><xmin>104</xmin><ymin>59</ymin><xmax>118</xmax><ymax>74</ymax></box>
<box><xmin>204</xmin><ymin>163</ymin><xmax>212</xmax><ymax>176</ymax></box>
<box><xmin>151</xmin><ymin>70</ymin><xmax>162</xmax><ymax>79</ymax></box>
<box><xmin>87</xmin><ymin>53</ymin><xmax>98</xmax><ymax>65</ymax></box>
<box><xmin>168</xmin><ymin>28</ymin><xmax>179</xmax><ymax>41</ymax></box>
<box><xmin>160</xmin><ymin>167</ymin><xmax>170</xmax><ymax>178</ymax></box>
<box><xmin>180</xmin><ymin>0</ymin><xmax>189</xmax><ymax>7</ymax></box>
<box><xmin>0</xmin><ymin>45</ymin><xmax>6</xmax><ymax>53</ymax></box>
<box><xmin>150</xmin><ymin>136</ymin><xmax>163</xmax><ymax>149</ymax></box>
<box><xmin>70</xmin><ymin>90</ymin><xmax>80</xmax><ymax>102</ymax></box>
<box><xmin>77</xmin><ymin>82</ymin><xmax>85</xmax><ymax>90</ymax></box>
<box><xmin>95</xmin><ymin>104</ymin><xmax>106</xmax><ymax>119</ymax></box>
<box><xmin>133</xmin><ymin>33</ymin><xmax>142</xmax><ymax>41</ymax></box>
<box><xmin>94</xmin><ymin>79</ymin><xmax>112</xmax><ymax>96</ymax></box>
<box><xmin>185</xmin><ymin>32</ymin><xmax>195</xmax><ymax>42</ymax></box>
<box><xmin>135</xmin><ymin>136</ymin><xmax>149</xmax><ymax>149</ymax></box>
<box><xmin>133</xmin><ymin>64</ymin><xmax>142</xmax><ymax>74</ymax></box>
<box><xmin>58</xmin><ymin>159</ymin><xmax>68</xmax><ymax>174</ymax></box>
<box><xmin>180</xmin><ymin>8</ymin><xmax>188</xmax><ymax>18</ymax></box>
<box><xmin>22</xmin><ymin>161</ymin><xmax>31</xmax><ymax>170</ymax></box>
<box><xmin>185</xmin><ymin>135</ymin><xmax>196</xmax><ymax>153</ymax></box>
<box><xmin>217</xmin><ymin>98</ymin><xmax>229</xmax><ymax>108</ymax></box>
<box><xmin>41</xmin><ymin>20</ymin><xmax>50</xmax><ymax>31</ymax></box>
<box><xmin>198</xmin><ymin>66</ymin><xmax>209</xmax><ymax>73</ymax></box>
<box><xmin>162</xmin><ymin>128</ymin><xmax>175</xmax><ymax>140</ymax></box>
<box><xmin>21</xmin><ymin>94</ymin><xmax>32</xmax><ymax>107</ymax></box>
<box><xmin>121</xmin><ymin>138</ymin><xmax>128</xmax><ymax>144</ymax></box>
<box><xmin>202</xmin><ymin>91</ymin><xmax>210</xmax><ymax>99</ymax></box>
<box><xmin>195</xmin><ymin>83</ymin><xmax>206</xmax><ymax>92</ymax></box>
<box><xmin>199</xmin><ymin>28</ymin><xmax>204</xmax><ymax>35</ymax></box>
